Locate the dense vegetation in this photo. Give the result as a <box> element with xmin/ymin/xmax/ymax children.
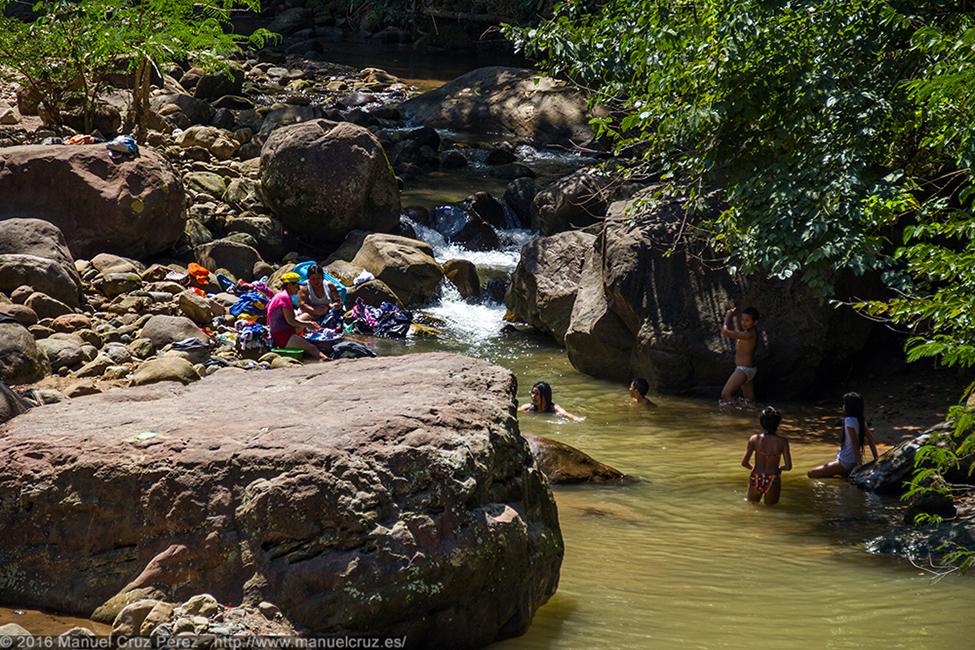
<box><xmin>0</xmin><ymin>0</ymin><xmax>273</xmax><ymax>139</ymax></box>
<box><xmin>508</xmin><ymin>0</ymin><xmax>975</xmax><ymax>565</ymax></box>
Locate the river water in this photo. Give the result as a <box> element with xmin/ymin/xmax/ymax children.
<box><xmin>367</xmin><ymin>214</ymin><xmax>975</xmax><ymax>649</ymax></box>
<box><xmin>4</xmin><ymin>47</ymin><xmax>972</xmax><ymax>649</ymax></box>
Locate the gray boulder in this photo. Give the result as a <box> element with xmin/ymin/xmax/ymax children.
<box><xmin>0</xmin><ymin>321</ymin><xmax>49</xmax><ymax>384</ymax></box>
<box><xmin>400</xmin><ymin>67</ymin><xmax>598</xmax><ymax>148</ymax></box>
<box><xmin>261</xmin><ymin>120</ymin><xmax>400</xmax><ymax>243</ymax></box>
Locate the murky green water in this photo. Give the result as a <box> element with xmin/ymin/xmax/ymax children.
<box><xmin>371</xmin><ymin>328</ymin><xmax>975</xmax><ymax>649</ymax></box>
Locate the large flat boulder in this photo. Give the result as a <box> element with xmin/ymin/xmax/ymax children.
<box><xmin>0</xmin><ymin>353</ymin><xmax>563</xmax><ymax>647</ymax></box>
<box><xmin>260</xmin><ymin>120</ymin><xmax>400</xmax><ymax>243</ymax></box>
<box><xmin>0</xmin><ymin>145</ymin><xmax>186</xmax><ymax>259</ymax></box>
<box><xmin>400</xmin><ymin>67</ymin><xmax>596</xmax><ymax>148</ymax></box>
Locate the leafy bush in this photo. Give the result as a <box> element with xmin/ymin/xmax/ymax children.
<box><xmin>0</xmin><ymin>0</ymin><xmax>275</xmax><ymax>140</ymax></box>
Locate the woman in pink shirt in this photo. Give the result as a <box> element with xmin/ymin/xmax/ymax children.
<box><xmin>266</xmin><ymin>273</ymin><xmax>326</xmax><ymax>360</ymax></box>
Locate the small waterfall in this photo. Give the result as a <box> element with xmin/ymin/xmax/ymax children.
<box><xmin>409</xmin><ymin>219</ymin><xmax>534</xmax><ymax>273</ymax></box>
<box><xmin>424</xmin><ymin>283</ymin><xmax>506</xmax><ymax>344</ymax></box>
<box><xmin>408</xmin><ymin>218</ymin><xmax>535</xmax><ymax>344</ymax></box>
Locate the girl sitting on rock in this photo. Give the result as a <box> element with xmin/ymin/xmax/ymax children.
<box><xmin>266</xmin><ymin>272</ymin><xmax>327</xmax><ymax>361</ymax></box>
<box><xmin>807</xmin><ymin>392</ymin><xmax>879</xmax><ymax>478</ymax></box>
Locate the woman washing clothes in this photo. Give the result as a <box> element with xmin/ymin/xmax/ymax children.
<box><xmin>266</xmin><ymin>273</ymin><xmax>327</xmax><ymax>361</ymax></box>
<box><xmin>807</xmin><ymin>392</ymin><xmax>878</xmax><ymax>478</ymax></box>
<box><xmin>297</xmin><ymin>264</ymin><xmax>343</xmax><ymax>327</ymax></box>
<box><xmin>741</xmin><ymin>406</ymin><xmax>792</xmax><ymax>505</ymax></box>
<box><xmin>518</xmin><ymin>381</ymin><xmax>585</xmax><ymax>421</ymax></box>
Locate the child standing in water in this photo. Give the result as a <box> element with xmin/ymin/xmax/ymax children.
<box><xmin>807</xmin><ymin>392</ymin><xmax>879</xmax><ymax>478</ymax></box>
<box><xmin>741</xmin><ymin>406</ymin><xmax>792</xmax><ymax>505</ymax></box>
<box><xmin>720</xmin><ymin>306</ymin><xmax>760</xmax><ymax>406</ymax></box>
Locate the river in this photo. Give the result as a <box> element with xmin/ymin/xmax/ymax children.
<box><xmin>369</xmin><ymin>193</ymin><xmax>975</xmax><ymax>648</ymax></box>
<box><xmin>3</xmin><ymin>43</ymin><xmax>973</xmax><ymax>649</ymax></box>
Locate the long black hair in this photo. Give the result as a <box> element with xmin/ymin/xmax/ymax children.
<box><xmin>760</xmin><ymin>406</ymin><xmax>782</xmax><ymax>435</ymax></box>
<box><xmin>843</xmin><ymin>392</ymin><xmax>866</xmax><ymax>447</ymax></box>
<box><xmin>532</xmin><ymin>381</ymin><xmax>555</xmax><ymax>413</ymax></box>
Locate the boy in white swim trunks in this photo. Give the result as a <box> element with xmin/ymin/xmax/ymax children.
<box><xmin>720</xmin><ymin>306</ymin><xmax>759</xmax><ymax>406</ymax></box>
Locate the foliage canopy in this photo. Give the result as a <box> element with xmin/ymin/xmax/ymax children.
<box><xmin>0</xmin><ymin>0</ymin><xmax>274</xmax><ymax>138</ymax></box>
<box><xmin>508</xmin><ymin>0</ymin><xmax>975</xmax><ymax>568</ymax></box>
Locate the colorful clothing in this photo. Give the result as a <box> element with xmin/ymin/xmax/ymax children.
<box><xmin>750</xmin><ymin>471</ymin><xmax>779</xmax><ymax>495</ymax></box>
<box><xmin>267</xmin><ymin>290</ymin><xmax>297</xmax><ymax>347</ymax></box>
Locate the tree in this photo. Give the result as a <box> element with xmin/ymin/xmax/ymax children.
<box><xmin>109</xmin><ymin>0</ymin><xmax>274</xmax><ymax>141</ymax></box>
<box><xmin>509</xmin><ymin>0</ymin><xmax>975</xmax><ymax>569</ymax></box>
<box><xmin>0</xmin><ymin>0</ymin><xmax>275</xmax><ymax>140</ymax></box>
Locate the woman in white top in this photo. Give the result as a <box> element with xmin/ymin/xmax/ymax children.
<box><xmin>808</xmin><ymin>392</ymin><xmax>879</xmax><ymax>478</ymax></box>
<box><xmin>297</xmin><ymin>264</ymin><xmax>342</xmax><ymax>326</ymax></box>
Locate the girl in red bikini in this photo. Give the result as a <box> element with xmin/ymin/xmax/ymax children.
<box><xmin>741</xmin><ymin>406</ymin><xmax>792</xmax><ymax>505</ymax></box>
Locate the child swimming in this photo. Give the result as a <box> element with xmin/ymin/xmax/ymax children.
<box><xmin>629</xmin><ymin>378</ymin><xmax>657</xmax><ymax>407</ymax></box>
<box><xmin>741</xmin><ymin>406</ymin><xmax>792</xmax><ymax>505</ymax></box>
<box><xmin>518</xmin><ymin>381</ymin><xmax>584</xmax><ymax>421</ymax></box>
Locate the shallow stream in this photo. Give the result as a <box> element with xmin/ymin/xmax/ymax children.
<box><xmin>371</xmin><ymin>217</ymin><xmax>975</xmax><ymax>649</ymax></box>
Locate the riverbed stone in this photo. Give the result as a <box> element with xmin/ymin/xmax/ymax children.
<box><xmin>140</xmin><ymin>315</ymin><xmax>209</xmax><ymax>349</ymax></box>
<box><xmin>400</xmin><ymin>67</ymin><xmax>598</xmax><ymax>148</ymax></box>
<box><xmin>525</xmin><ymin>434</ymin><xmax>625</xmax><ymax>484</ymax></box>
<box><xmin>344</xmin><ymin>279</ymin><xmax>401</xmax><ymax>309</ymax></box>
<box><xmin>350</xmin><ymin>234</ymin><xmax>444</xmax><ymax>306</ymax></box>
<box><xmin>37</xmin><ymin>337</ymin><xmax>85</xmax><ymax>371</ymax></box>
<box><xmin>0</xmin><ymin>623</ymin><xmax>31</xmax><ymax>637</ymax></box>
<box><xmin>0</xmin><ymin>321</ymin><xmax>49</xmax><ymax>384</ymax></box>
<box><xmin>0</xmin><ymin>145</ymin><xmax>186</xmax><ymax>259</ymax></box>
<box><xmin>0</xmin><ymin>353</ymin><xmax>562</xmax><ymax>646</ymax></box>
<box><xmin>0</xmin><ymin>219</ymin><xmax>83</xmax><ymax>307</ymax></box>
<box><xmin>261</xmin><ymin>119</ymin><xmax>400</xmax><ymax>242</ymax></box>
<box><xmin>443</xmin><ymin>259</ymin><xmax>481</xmax><ymax>300</ymax></box>
<box><xmin>850</xmin><ymin>429</ymin><xmax>942</xmax><ymax>493</ymax></box>
<box><xmin>0</xmin><ymin>303</ymin><xmax>38</xmax><ymax>327</ymax></box>
<box><xmin>113</xmin><ymin>599</ymin><xmax>162</xmax><ymax>637</ymax></box>
<box><xmin>195</xmin><ymin>239</ymin><xmax>262</xmax><ymax>283</ymax></box>
<box><xmin>130</xmin><ymin>357</ymin><xmax>201</xmax><ymax>386</ymax></box>
<box><xmin>25</xmin><ymin>291</ymin><xmax>73</xmax><ymax>320</ymax></box>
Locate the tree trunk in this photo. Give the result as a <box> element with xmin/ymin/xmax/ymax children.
<box><xmin>128</xmin><ymin>57</ymin><xmax>152</xmax><ymax>142</ymax></box>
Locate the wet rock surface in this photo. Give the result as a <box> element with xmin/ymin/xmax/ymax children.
<box><xmin>525</xmin><ymin>435</ymin><xmax>625</xmax><ymax>484</ymax></box>
<box><xmin>0</xmin><ymin>353</ymin><xmax>563</xmax><ymax>647</ymax></box>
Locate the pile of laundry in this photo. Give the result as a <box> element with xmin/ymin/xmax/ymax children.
<box><xmin>347</xmin><ymin>299</ymin><xmax>413</xmax><ymax>339</ymax></box>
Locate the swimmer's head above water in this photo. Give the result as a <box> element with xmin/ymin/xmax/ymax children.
<box><xmin>530</xmin><ymin>381</ymin><xmax>554</xmax><ymax>413</ymax></box>
<box><xmin>630</xmin><ymin>378</ymin><xmax>650</xmax><ymax>400</ymax></box>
